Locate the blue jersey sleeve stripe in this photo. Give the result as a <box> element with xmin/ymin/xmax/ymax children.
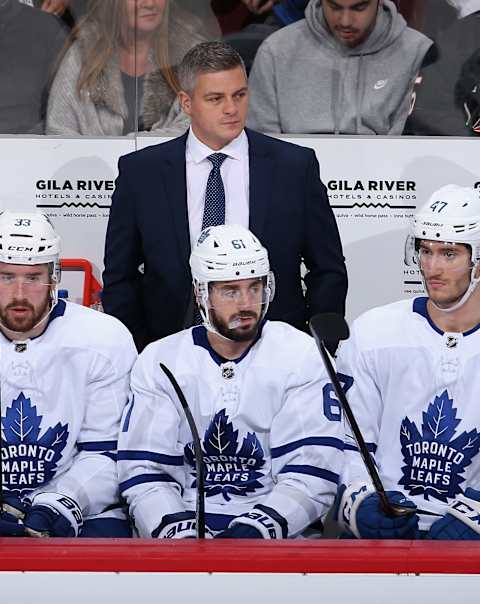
<box><xmin>122</xmin><ymin>397</ymin><xmax>135</xmax><ymax>433</ymax></box>
<box><xmin>119</xmin><ymin>473</ymin><xmax>180</xmax><ymax>494</ymax></box>
<box><xmin>271</xmin><ymin>436</ymin><xmax>344</xmax><ymax>458</ymax></box>
<box><xmin>117</xmin><ymin>450</ymin><xmax>184</xmax><ymax>465</ymax></box>
<box><xmin>101</xmin><ymin>452</ymin><xmax>117</xmax><ymax>462</ymax></box>
<box><xmin>344</xmin><ymin>442</ymin><xmax>377</xmax><ymax>453</ymax></box>
<box><xmin>77</xmin><ymin>440</ymin><xmax>118</xmax><ymax>452</ymax></box>
<box><xmin>279</xmin><ymin>464</ymin><xmax>339</xmax><ymax>485</ymax></box>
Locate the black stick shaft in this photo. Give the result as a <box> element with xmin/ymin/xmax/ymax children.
<box><xmin>315</xmin><ymin>342</ymin><xmax>395</xmax><ymax>515</ymax></box>
<box><xmin>160</xmin><ymin>363</ymin><xmax>205</xmax><ymax>539</ymax></box>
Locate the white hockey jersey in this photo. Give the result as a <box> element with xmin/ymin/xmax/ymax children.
<box><xmin>337</xmin><ymin>297</ymin><xmax>480</xmax><ymax>530</ymax></box>
<box><xmin>118</xmin><ymin>321</ymin><xmax>344</xmax><ymax>538</ymax></box>
<box><xmin>0</xmin><ymin>299</ymin><xmax>137</xmax><ymax>519</ymax></box>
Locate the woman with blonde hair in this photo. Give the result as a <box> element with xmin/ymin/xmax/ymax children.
<box><xmin>46</xmin><ymin>0</ymin><xmax>212</xmax><ymax>135</ymax></box>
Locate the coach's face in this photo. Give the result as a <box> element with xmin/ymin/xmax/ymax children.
<box><xmin>179</xmin><ymin>65</ymin><xmax>249</xmax><ymax>150</ymax></box>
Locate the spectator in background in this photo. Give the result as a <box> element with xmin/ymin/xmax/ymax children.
<box><xmin>456</xmin><ymin>48</ymin><xmax>480</xmax><ymax>135</ymax></box>
<box><xmin>405</xmin><ymin>1</ymin><xmax>480</xmax><ymax>136</ymax></box>
<box><xmin>225</xmin><ymin>0</ymin><xmax>309</xmax><ymax>72</ymax></box>
<box><xmin>396</xmin><ymin>0</ymin><xmax>457</xmax><ymax>41</ymax></box>
<box><xmin>19</xmin><ymin>0</ymin><xmax>88</xmax><ymax>26</ymax></box>
<box><xmin>0</xmin><ymin>0</ymin><xmax>67</xmax><ymax>134</ymax></box>
<box><xmin>248</xmin><ymin>0</ymin><xmax>432</xmax><ymax>134</ymax></box>
<box><xmin>46</xmin><ymin>0</ymin><xmax>210</xmax><ymax>136</ymax></box>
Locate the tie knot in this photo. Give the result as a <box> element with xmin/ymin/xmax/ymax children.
<box><xmin>208</xmin><ymin>153</ymin><xmax>228</xmax><ymax>169</ymax></box>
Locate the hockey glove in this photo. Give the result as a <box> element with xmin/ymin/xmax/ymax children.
<box><xmin>23</xmin><ymin>493</ymin><xmax>83</xmax><ymax>537</ymax></box>
<box><xmin>0</xmin><ymin>494</ymin><xmax>28</xmax><ymax>537</ymax></box>
<box><xmin>218</xmin><ymin>505</ymin><xmax>287</xmax><ymax>539</ymax></box>
<box><xmin>428</xmin><ymin>488</ymin><xmax>480</xmax><ymax>540</ymax></box>
<box><xmin>152</xmin><ymin>511</ymin><xmax>214</xmax><ymax>539</ymax></box>
<box><xmin>339</xmin><ymin>483</ymin><xmax>418</xmax><ymax>539</ymax></box>
<box><xmin>215</xmin><ymin>524</ymin><xmax>263</xmax><ymax>539</ymax></box>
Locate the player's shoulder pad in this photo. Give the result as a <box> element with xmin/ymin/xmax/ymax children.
<box><xmin>136</xmin><ymin>328</ymin><xmax>191</xmax><ymax>367</ymax></box>
<box><xmin>349</xmin><ymin>298</ymin><xmax>414</xmax><ymax>350</ymax></box>
<box><xmin>62</xmin><ymin>302</ymin><xmax>136</xmax><ymax>353</ymax></box>
<box><xmin>262</xmin><ymin>320</ymin><xmax>317</xmax><ymax>359</ymax></box>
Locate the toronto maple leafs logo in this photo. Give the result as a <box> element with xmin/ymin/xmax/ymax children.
<box><xmin>184</xmin><ymin>409</ymin><xmax>265</xmax><ymax>501</ymax></box>
<box><xmin>1</xmin><ymin>393</ymin><xmax>69</xmax><ymax>496</ymax></box>
<box><xmin>399</xmin><ymin>390</ymin><xmax>480</xmax><ymax>503</ymax></box>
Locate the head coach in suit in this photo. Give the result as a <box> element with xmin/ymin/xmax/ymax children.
<box><xmin>102</xmin><ymin>41</ymin><xmax>347</xmax><ymax>352</ymax></box>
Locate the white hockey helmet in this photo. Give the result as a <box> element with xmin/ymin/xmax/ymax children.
<box><xmin>0</xmin><ymin>210</ymin><xmax>61</xmax><ymax>305</ymax></box>
<box><xmin>190</xmin><ymin>224</ymin><xmax>275</xmax><ymax>334</ymax></box>
<box><xmin>405</xmin><ymin>184</ymin><xmax>480</xmax><ymax>311</ymax></box>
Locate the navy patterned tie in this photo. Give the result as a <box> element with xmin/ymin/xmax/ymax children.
<box><xmin>202</xmin><ymin>153</ymin><xmax>228</xmax><ymax>229</ymax></box>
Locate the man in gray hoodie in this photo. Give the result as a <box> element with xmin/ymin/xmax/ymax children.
<box><xmin>247</xmin><ymin>0</ymin><xmax>432</xmax><ymax>134</ymax></box>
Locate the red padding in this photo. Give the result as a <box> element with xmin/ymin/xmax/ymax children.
<box><xmin>0</xmin><ymin>539</ymin><xmax>479</xmax><ymax>574</ymax></box>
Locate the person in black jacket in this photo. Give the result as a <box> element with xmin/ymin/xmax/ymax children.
<box><xmin>102</xmin><ymin>41</ymin><xmax>347</xmax><ymax>351</ymax></box>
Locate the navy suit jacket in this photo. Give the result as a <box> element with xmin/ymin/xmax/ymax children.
<box><xmin>103</xmin><ymin>128</ymin><xmax>347</xmax><ymax>351</ymax></box>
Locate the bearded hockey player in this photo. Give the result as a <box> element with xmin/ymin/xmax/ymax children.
<box><xmin>118</xmin><ymin>224</ymin><xmax>344</xmax><ymax>539</ymax></box>
<box><xmin>0</xmin><ymin>210</ymin><xmax>136</xmax><ymax>537</ymax></box>
<box><xmin>337</xmin><ymin>184</ymin><xmax>480</xmax><ymax>540</ymax></box>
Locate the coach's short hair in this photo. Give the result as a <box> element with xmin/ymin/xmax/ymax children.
<box><xmin>178</xmin><ymin>41</ymin><xmax>246</xmax><ymax>94</ymax></box>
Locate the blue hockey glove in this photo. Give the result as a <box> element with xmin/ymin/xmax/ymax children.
<box><xmin>428</xmin><ymin>488</ymin><xmax>480</xmax><ymax>540</ymax></box>
<box><xmin>24</xmin><ymin>493</ymin><xmax>83</xmax><ymax>537</ymax></box>
<box><xmin>339</xmin><ymin>483</ymin><xmax>418</xmax><ymax>539</ymax></box>
<box><xmin>0</xmin><ymin>494</ymin><xmax>28</xmax><ymax>537</ymax></box>
<box><xmin>215</xmin><ymin>524</ymin><xmax>263</xmax><ymax>539</ymax></box>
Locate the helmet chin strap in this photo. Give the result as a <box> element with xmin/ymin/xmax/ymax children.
<box><xmin>423</xmin><ymin>261</ymin><xmax>480</xmax><ymax>314</ymax></box>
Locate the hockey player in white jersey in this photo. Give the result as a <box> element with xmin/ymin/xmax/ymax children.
<box><xmin>0</xmin><ymin>210</ymin><xmax>137</xmax><ymax>537</ymax></box>
<box><xmin>118</xmin><ymin>224</ymin><xmax>343</xmax><ymax>538</ymax></box>
<box><xmin>337</xmin><ymin>184</ymin><xmax>480</xmax><ymax>540</ymax></box>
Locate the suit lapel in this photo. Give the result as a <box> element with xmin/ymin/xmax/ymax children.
<box><xmin>247</xmin><ymin>129</ymin><xmax>273</xmax><ymax>240</ymax></box>
<box><xmin>163</xmin><ymin>132</ymin><xmax>191</xmax><ymax>268</ymax></box>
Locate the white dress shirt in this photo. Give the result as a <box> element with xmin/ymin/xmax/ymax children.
<box><xmin>185</xmin><ymin>127</ymin><xmax>250</xmax><ymax>247</ymax></box>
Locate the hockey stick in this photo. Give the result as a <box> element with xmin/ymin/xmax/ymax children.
<box><xmin>159</xmin><ymin>363</ymin><xmax>206</xmax><ymax>539</ymax></box>
<box><xmin>309</xmin><ymin>313</ymin><xmax>416</xmax><ymax>519</ymax></box>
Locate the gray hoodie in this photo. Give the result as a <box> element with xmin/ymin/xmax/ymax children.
<box><xmin>248</xmin><ymin>0</ymin><xmax>432</xmax><ymax>134</ymax></box>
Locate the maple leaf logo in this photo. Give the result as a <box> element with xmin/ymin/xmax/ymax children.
<box><xmin>184</xmin><ymin>409</ymin><xmax>265</xmax><ymax>501</ymax></box>
<box><xmin>1</xmin><ymin>392</ymin><xmax>69</xmax><ymax>496</ymax></box>
<box><xmin>399</xmin><ymin>390</ymin><xmax>480</xmax><ymax>502</ymax></box>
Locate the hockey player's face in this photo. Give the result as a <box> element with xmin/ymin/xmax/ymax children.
<box><xmin>419</xmin><ymin>241</ymin><xmax>472</xmax><ymax>308</ymax></box>
<box><xmin>208</xmin><ymin>277</ymin><xmax>264</xmax><ymax>342</ymax></box>
<box><xmin>322</xmin><ymin>0</ymin><xmax>379</xmax><ymax>47</ymax></box>
<box><xmin>178</xmin><ymin>66</ymin><xmax>249</xmax><ymax>151</ymax></box>
<box><xmin>0</xmin><ymin>263</ymin><xmax>52</xmax><ymax>334</ymax></box>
